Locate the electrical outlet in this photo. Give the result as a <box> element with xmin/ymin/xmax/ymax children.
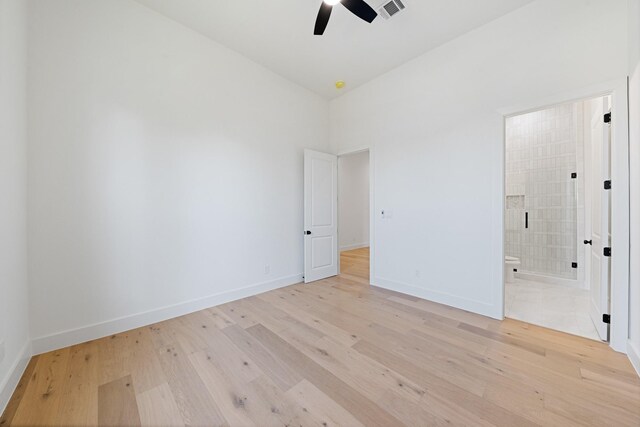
<box><xmin>0</xmin><ymin>340</ymin><xmax>5</xmax><ymax>364</ymax></box>
<box><xmin>415</xmin><ymin>270</ymin><xmax>420</xmax><ymax>279</ymax></box>
<box><xmin>264</xmin><ymin>265</ymin><xmax>270</xmax><ymax>275</ymax></box>
<box><xmin>381</xmin><ymin>210</ymin><xmax>393</xmax><ymax>219</ymax></box>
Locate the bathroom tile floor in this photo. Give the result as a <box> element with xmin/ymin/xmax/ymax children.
<box><xmin>505</xmin><ymin>278</ymin><xmax>602</xmax><ymax>341</ymax></box>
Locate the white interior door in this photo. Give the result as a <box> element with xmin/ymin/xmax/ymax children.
<box><xmin>588</xmin><ymin>97</ymin><xmax>612</xmax><ymax>341</ymax></box>
<box><xmin>304</xmin><ymin>149</ymin><xmax>338</xmax><ymax>283</ymax></box>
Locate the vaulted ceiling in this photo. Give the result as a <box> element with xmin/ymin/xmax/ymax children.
<box><xmin>135</xmin><ymin>0</ymin><xmax>534</xmax><ymax>98</ymax></box>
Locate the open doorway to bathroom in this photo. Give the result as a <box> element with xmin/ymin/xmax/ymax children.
<box><xmin>338</xmin><ymin>150</ymin><xmax>370</xmax><ymax>284</ymax></box>
<box><xmin>504</xmin><ymin>95</ymin><xmax>612</xmax><ymax>341</ymax></box>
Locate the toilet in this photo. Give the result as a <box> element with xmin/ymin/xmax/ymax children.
<box><xmin>505</xmin><ymin>256</ymin><xmax>521</xmax><ymax>283</ymax></box>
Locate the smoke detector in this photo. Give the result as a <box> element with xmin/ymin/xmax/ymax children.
<box><xmin>377</xmin><ymin>0</ymin><xmax>406</xmax><ymax>20</ymax></box>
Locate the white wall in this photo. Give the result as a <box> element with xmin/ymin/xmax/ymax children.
<box><xmin>338</xmin><ymin>151</ymin><xmax>370</xmax><ymax>251</ymax></box>
<box><xmin>628</xmin><ymin>0</ymin><xmax>640</xmax><ymax>374</ymax></box>
<box><xmin>0</xmin><ymin>0</ymin><xmax>30</xmax><ymax>412</ymax></box>
<box><xmin>27</xmin><ymin>0</ymin><xmax>329</xmax><ymax>352</ymax></box>
<box><xmin>330</xmin><ymin>0</ymin><xmax>629</xmax><ymax>320</ymax></box>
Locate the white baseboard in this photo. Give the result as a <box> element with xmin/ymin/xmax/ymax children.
<box><xmin>373</xmin><ymin>276</ymin><xmax>500</xmax><ymax>320</ymax></box>
<box><xmin>340</xmin><ymin>243</ymin><xmax>369</xmax><ymax>252</ymax></box>
<box><xmin>31</xmin><ymin>273</ymin><xmax>303</xmax><ymax>355</ymax></box>
<box><xmin>628</xmin><ymin>340</ymin><xmax>640</xmax><ymax>379</ymax></box>
<box><xmin>0</xmin><ymin>341</ymin><xmax>32</xmax><ymax>416</ymax></box>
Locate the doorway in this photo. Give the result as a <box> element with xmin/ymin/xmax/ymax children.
<box><xmin>303</xmin><ymin>148</ymin><xmax>373</xmax><ymax>285</ymax></box>
<box><xmin>503</xmin><ymin>95</ymin><xmax>612</xmax><ymax>341</ymax></box>
<box><xmin>338</xmin><ymin>150</ymin><xmax>370</xmax><ymax>283</ymax></box>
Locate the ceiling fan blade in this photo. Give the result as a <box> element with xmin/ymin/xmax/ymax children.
<box><xmin>341</xmin><ymin>0</ymin><xmax>378</xmax><ymax>23</ymax></box>
<box><xmin>314</xmin><ymin>3</ymin><xmax>333</xmax><ymax>35</ymax></box>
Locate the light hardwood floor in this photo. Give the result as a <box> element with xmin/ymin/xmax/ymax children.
<box><xmin>339</xmin><ymin>247</ymin><xmax>370</xmax><ymax>282</ymax></box>
<box><xmin>2</xmin><ymin>248</ymin><xmax>640</xmax><ymax>426</ymax></box>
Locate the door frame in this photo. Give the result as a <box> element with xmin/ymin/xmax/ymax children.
<box><xmin>499</xmin><ymin>78</ymin><xmax>630</xmax><ymax>353</ymax></box>
<box><xmin>336</xmin><ymin>146</ymin><xmax>375</xmax><ymax>284</ymax></box>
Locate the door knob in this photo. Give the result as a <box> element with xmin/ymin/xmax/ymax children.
<box><xmin>584</xmin><ymin>240</ymin><xmax>593</xmax><ymax>245</ymax></box>
<box><xmin>305</xmin><ymin>230</ymin><xmax>312</xmax><ymax>235</ymax></box>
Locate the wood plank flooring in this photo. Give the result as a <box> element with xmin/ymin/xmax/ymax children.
<box><xmin>2</xmin><ymin>247</ymin><xmax>640</xmax><ymax>426</ymax></box>
<box><xmin>339</xmin><ymin>247</ymin><xmax>370</xmax><ymax>282</ymax></box>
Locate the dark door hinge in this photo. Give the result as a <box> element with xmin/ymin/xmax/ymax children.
<box><xmin>571</xmin><ymin>262</ymin><xmax>578</xmax><ymax>269</ymax></box>
<box><xmin>604</xmin><ymin>180</ymin><xmax>611</xmax><ymax>190</ymax></box>
<box><xmin>571</xmin><ymin>172</ymin><xmax>577</xmax><ymax>179</ymax></box>
<box><xmin>604</xmin><ymin>247</ymin><xmax>612</xmax><ymax>257</ymax></box>
<box><xmin>603</xmin><ymin>314</ymin><xmax>611</xmax><ymax>324</ymax></box>
<box><xmin>604</xmin><ymin>112</ymin><xmax>611</xmax><ymax>123</ymax></box>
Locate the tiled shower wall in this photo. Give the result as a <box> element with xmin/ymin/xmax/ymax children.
<box><xmin>505</xmin><ymin>103</ymin><xmax>581</xmax><ymax>280</ymax></box>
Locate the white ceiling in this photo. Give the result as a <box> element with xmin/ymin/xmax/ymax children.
<box><xmin>135</xmin><ymin>0</ymin><xmax>534</xmax><ymax>99</ymax></box>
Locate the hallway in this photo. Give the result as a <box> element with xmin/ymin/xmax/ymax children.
<box><xmin>340</xmin><ymin>247</ymin><xmax>370</xmax><ymax>283</ymax></box>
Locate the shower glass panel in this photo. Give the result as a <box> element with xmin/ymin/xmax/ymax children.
<box><xmin>505</xmin><ymin>103</ymin><xmax>579</xmax><ymax>280</ymax></box>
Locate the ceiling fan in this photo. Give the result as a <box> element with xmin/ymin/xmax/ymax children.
<box><xmin>314</xmin><ymin>0</ymin><xmax>378</xmax><ymax>35</ymax></box>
